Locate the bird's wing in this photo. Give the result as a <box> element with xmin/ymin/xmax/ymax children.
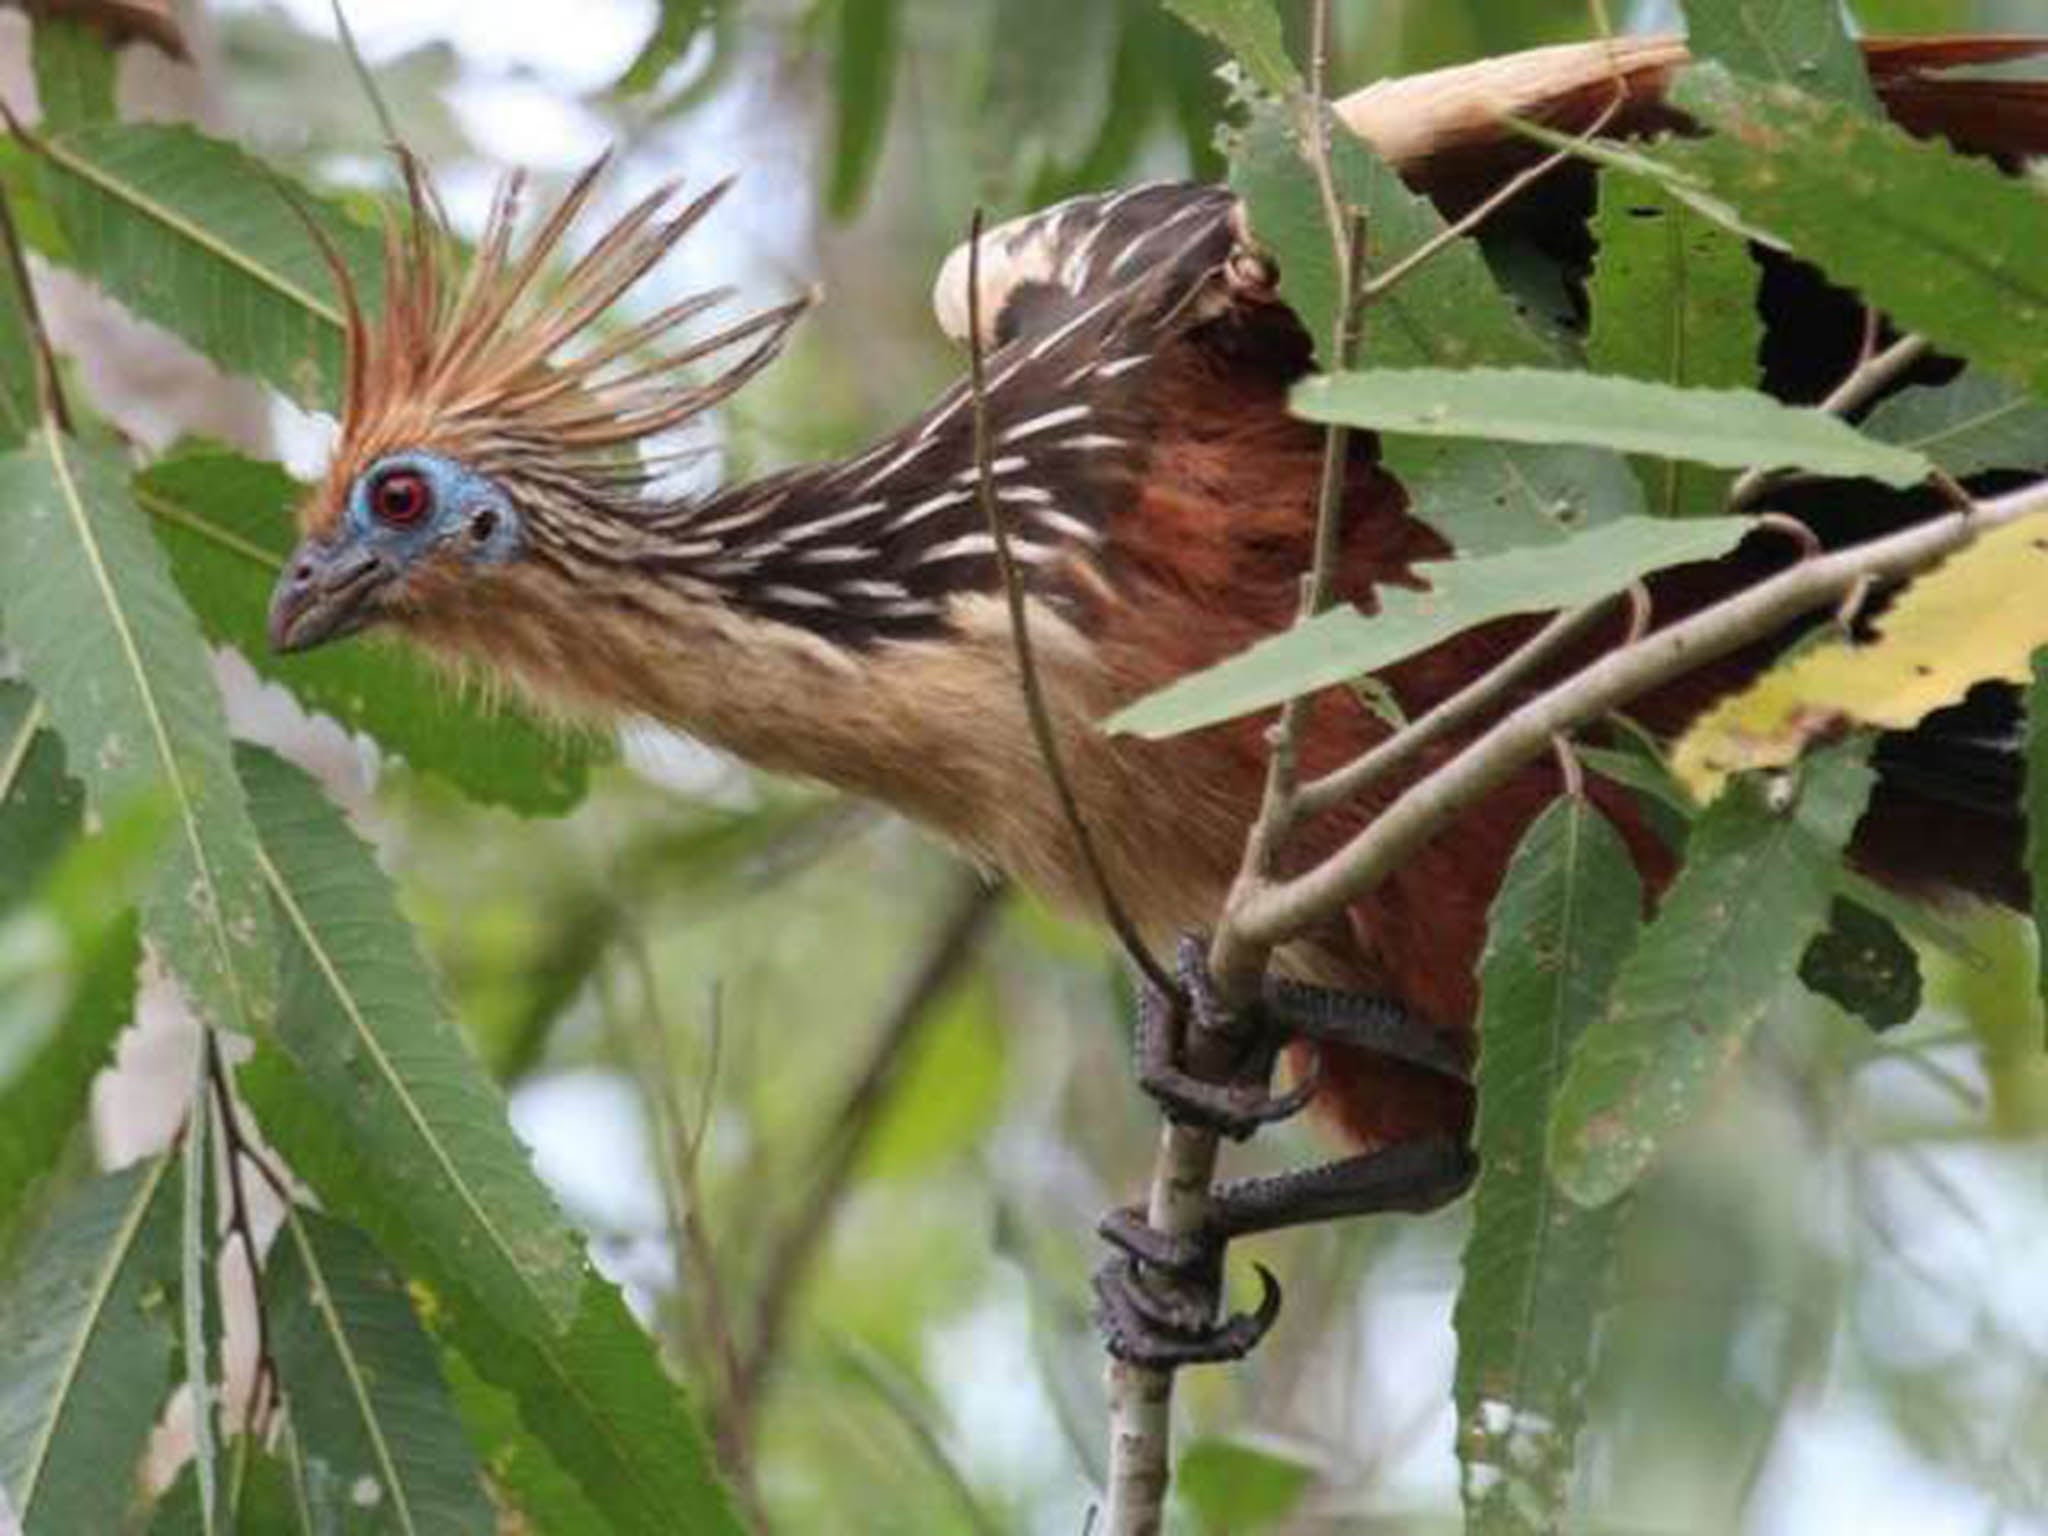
<box><xmin>930</xmin><ymin>183</ymin><xmax>1245</xmax><ymax>354</ymax></box>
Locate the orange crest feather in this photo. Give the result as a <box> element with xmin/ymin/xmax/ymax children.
<box><xmin>308</xmin><ymin>154</ymin><xmax>806</xmax><ymax>533</ymax></box>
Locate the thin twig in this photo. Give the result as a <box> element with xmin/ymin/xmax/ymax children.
<box><xmin>1729</xmin><ymin>332</ymin><xmax>1931</xmax><ymax>508</ymax></box>
<box><xmin>605</xmin><ymin>927</ymin><xmax>759</xmax><ymax>1518</ymax></box>
<box><xmin>1233</xmin><ymin>475</ymin><xmax>2046</xmax><ymax>950</ymax></box>
<box><xmin>727</xmin><ymin>874</ymin><xmax>1003</xmax><ymax>1435</ymax></box>
<box><xmin>1360</xmin><ymin>89</ymin><xmax>1622</xmax><ymax>303</ymax></box>
<box><xmin>205</xmin><ymin>1033</ymin><xmax>280</xmax><ymax>1436</ymax></box>
<box><xmin>1292</xmin><ymin>594</ymin><xmax>1622</xmax><ymax>821</ymax></box>
<box><xmin>1105</xmin><ymin>19</ymin><xmax>1366</xmax><ymax>1523</ymax></box>
<box><xmin>965</xmin><ymin>210</ymin><xmax>1175</xmax><ymax>1002</ymax></box>
<box><xmin>328</xmin><ymin>0</ymin><xmax>403</xmax><ymax>148</ymax></box>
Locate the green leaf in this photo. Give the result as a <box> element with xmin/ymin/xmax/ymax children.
<box><xmin>235</xmin><ymin>745</ymin><xmax>584</xmax><ymax>1333</ymax></box>
<box><xmin>1798</xmin><ymin>897</ymin><xmax>1921</xmax><ymax>1031</ymax></box>
<box><xmin>614</xmin><ymin>0</ymin><xmax>714</xmax><ymax>95</ymax></box>
<box><xmin>0</xmin><ymin>793</ymin><xmax>158</xmax><ymax>1247</ymax></box>
<box><xmin>1107</xmin><ymin>515</ymin><xmax>1756</xmax><ymax>738</ymax></box>
<box><xmin>1233</xmin><ymin>92</ymin><xmax>1641</xmax><ymax>550</ymax></box>
<box><xmin>0</xmin><ymin>1156</ymin><xmax>181</xmax><ymax>1535</ymax></box>
<box><xmin>825</xmin><ymin>0</ymin><xmax>899</xmax><ymax>219</ymax></box>
<box><xmin>1293</xmin><ymin>368</ymin><xmax>1932</xmax><ymax>487</ymax></box>
<box><xmin>439</xmin><ymin>1349</ymin><xmax>610</xmax><ymax>1536</ymax></box>
<box><xmin>1681</xmin><ymin>0</ymin><xmax>1879</xmax><ymax>116</ymax></box>
<box><xmin>1175</xmin><ymin>1436</ymin><xmax>1317</xmax><ymax>1534</ymax></box>
<box><xmin>239</xmin><ymin>1045</ymin><xmax>741</xmax><ymax>1536</ymax></box>
<box><xmin>1588</xmin><ymin>176</ymin><xmax>1762</xmax><ymax>517</ymax></box>
<box><xmin>138</xmin><ymin>447</ymin><xmax>598</xmax><ymax>815</ymax></box>
<box><xmin>0</xmin><ymin>431</ymin><xmax>274</xmax><ymax>1034</ymax></box>
<box><xmin>30</xmin><ymin>16</ymin><xmax>117</xmax><ymax>130</ymax></box>
<box><xmin>1160</xmin><ymin>0</ymin><xmax>1299</xmax><ymax>99</ymax></box>
<box><xmin>1861</xmin><ymin>371</ymin><xmax>2048</xmax><ymax>479</ymax></box>
<box><xmin>264</xmin><ymin>1209</ymin><xmax>495</xmax><ymax>1535</ymax></box>
<box><xmin>0</xmin><ymin>201</ymin><xmax>42</xmax><ymax>453</ymax></box>
<box><xmin>0</xmin><ymin>681</ymin><xmax>81</xmax><ymax>914</ymax></box>
<box><xmin>12</xmin><ymin>122</ymin><xmax>379</xmax><ymax>407</ymax></box>
<box><xmin>1641</xmin><ymin>67</ymin><xmax>2048</xmax><ymax>401</ymax></box>
<box><xmin>0</xmin><ymin>912</ymin><xmax>139</xmax><ymax>1250</ymax></box>
<box><xmin>859</xmin><ymin>978</ymin><xmax>1004</xmax><ymax>1178</ymax></box>
<box><xmin>1455</xmin><ymin>798</ymin><xmax>1641</xmax><ymax>1535</ymax></box>
<box><xmin>1550</xmin><ymin>740</ymin><xmax>1876</xmax><ymax>1205</ymax></box>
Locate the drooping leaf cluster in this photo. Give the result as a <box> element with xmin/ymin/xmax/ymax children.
<box><xmin>1107</xmin><ymin>3</ymin><xmax>2048</xmax><ymax>1530</ymax></box>
<box><xmin>0</xmin><ymin>14</ymin><xmax>728</xmax><ymax>1534</ymax></box>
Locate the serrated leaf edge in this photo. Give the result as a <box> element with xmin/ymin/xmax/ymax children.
<box><xmin>12</xmin><ymin>1152</ymin><xmax>175</xmax><ymax>1517</ymax></box>
<box><xmin>274</xmin><ymin>1209</ymin><xmax>425</xmax><ymax>1536</ymax></box>
<box><xmin>26</xmin><ymin>126</ymin><xmax>344</xmax><ymax>331</ymax></box>
<box><xmin>250</xmin><ymin>836</ymin><xmax>572</xmax><ymax>1332</ymax></box>
<box><xmin>35</xmin><ymin>427</ymin><xmax>257</xmax><ymax>1031</ymax></box>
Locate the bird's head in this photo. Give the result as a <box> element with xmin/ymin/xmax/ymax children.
<box><xmin>268</xmin><ymin>158</ymin><xmax>805</xmax><ymax>657</ymax></box>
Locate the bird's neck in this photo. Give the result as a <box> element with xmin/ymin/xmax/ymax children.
<box><xmin>430</xmin><ymin>435</ymin><xmax>1112</xmax><ymax>863</ymax></box>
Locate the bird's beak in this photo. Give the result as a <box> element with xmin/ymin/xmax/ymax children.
<box><xmin>267</xmin><ymin>538</ymin><xmax>395</xmax><ymax>654</ymax></box>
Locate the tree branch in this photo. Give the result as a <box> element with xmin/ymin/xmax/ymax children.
<box><xmin>1234</xmin><ymin>476</ymin><xmax>2048</xmax><ymax>949</ymax></box>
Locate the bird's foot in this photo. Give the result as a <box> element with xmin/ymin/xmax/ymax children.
<box><xmin>1135</xmin><ymin>934</ymin><xmax>1466</xmax><ymax>1141</ymax></box>
<box><xmin>1090</xmin><ymin>1137</ymin><xmax>1476</xmax><ymax>1367</ymax></box>
<box><xmin>1091</xmin><ymin>1252</ymin><xmax>1281</xmax><ymax>1368</ymax></box>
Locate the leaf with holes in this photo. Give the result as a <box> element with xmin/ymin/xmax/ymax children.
<box><xmin>239</xmin><ymin>1044</ymin><xmax>742</xmax><ymax>1536</ymax></box>
<box><xmin>1674</xmin><ymin>509</ymin><xmax>2048</xmax><ymax>799</ymax></box>
<box><xmin>264</xmin><ymin>1208</ymin><xmax>495</xmax><ymax>1534</ymax></box>
<box><xmin>1630</xmin><ymin>68</ymin><xmax>2048</xmax><ymax>401</ymax></box>
<box><xmin>0</xmin><ymin>1156</ymin><xmax>180</xmax><ymax>1536</ymax></box>
<box><xmin>1862</xmin><ymin>372</ymin><xmax>2048</xmax><ymax>479</ymax></box>
<box><xmin>1108</xmin><ymin>514</ymin><xmax>1755</xmax><ymax>738</ymax></box>
<box><xmin>1232</xmin><ymin>93</ymin><xmax>1642</xmax><ymax>550</ymax></box>
<box><xmin>1551</xmin><ymin>741</ymin><xmax>1875</xmax><ymax>1206</ymax></box>
<box><xmin>0</xmin><ymin>432</ymin><xmax>273</xmax><ymax>1034</ymax></box>
<box><xmin>1294</xmin><ymin>369</ymin><xmax>1931</xmax><ymax>487</ymax></box>
<box><xmin>9</xmin><ymin>122</ymin><xmax>379</xmax><ymax>406</ymax></box>
<box><xmin>140</xmin><ymin>446</ymin><xmax>599</xmax><ymax>815</ymax></box>
<box><xmin>1681</xmin><ymin>0</ymin><xmax>1878</xmax><ymax>115</ymax></box>
<box><xmin>1455</xmin><ymin>797</ymin><xmax>1641</xmax><ymax>1535</ymax></box>
<box><xmin>1588</xmin><ymin>175</ymin><xmax>1762</xmax><ymax>517</ymax></box>
<box><xmin>236</xmin><ymin>744</ymin><xmax>584</xmax><ymax>1333</ymax></box>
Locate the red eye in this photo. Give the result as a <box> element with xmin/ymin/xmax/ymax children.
<box><xmin>371</xmin><ymin>468</ymin><xmax>431</xmax><ymax>526</ymax></box>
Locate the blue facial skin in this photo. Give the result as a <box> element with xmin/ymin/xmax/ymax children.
<box><xmin>347</xmin><ymin>449</ymin><xmax>524</xmax><ymax>570</ymax></box>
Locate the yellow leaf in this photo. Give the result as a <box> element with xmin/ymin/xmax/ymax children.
<box><xmin>1673</xmin><ymin>510</ymin><xmax>2048</xmax><ymax>801</ymax></box>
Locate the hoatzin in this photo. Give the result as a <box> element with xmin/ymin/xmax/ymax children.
<box><xmin>267</xmin><ymin>37</ymin><xmax>2048</xmax><ymax>1365</ymax></box>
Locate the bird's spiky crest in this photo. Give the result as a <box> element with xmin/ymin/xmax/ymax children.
<box><xmin>309</xmin><ymin>153</ymin><xmax>806</xmax><ymax>531</ymax></box>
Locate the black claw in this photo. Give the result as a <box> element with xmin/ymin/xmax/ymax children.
<box><xmin>1092</xmin><ymin>1258</ymin><xmax>1282</xmax><ymax>1369</ymax></box>
<box><xmin>1096</xmin><ymin>1205</ymin><xmax>1217</xmax><ymax>1276</ymax></box>
<box><xmin>1132</xmin><ymin>937</ymin><xmax>1317</xmax><ymax>1139</ymax></box>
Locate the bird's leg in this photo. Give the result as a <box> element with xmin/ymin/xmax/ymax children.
<box><xmin>1095</xmin><ymin>935</ymin><xmax>1474</xmax><ymax>1368</ymax></box>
